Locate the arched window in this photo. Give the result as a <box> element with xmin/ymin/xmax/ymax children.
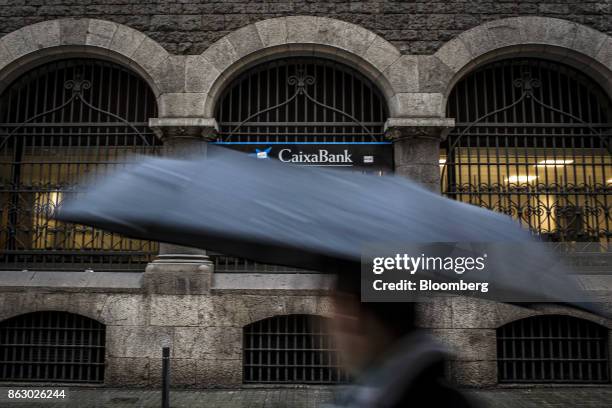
<box><xmin>243</xmin><ymin>314</ymin><xmax>349</xmax><ymax>384</ymax></box>
<box><xmin>443</xmin><ymin>58</ymin><xmax>611</xmax><ymax>242</ymax></box>
<box><xmin>213</xmin><ymin>57</ymin><xmax>391</xmax><ymax>272</ymax></box>
<box><xmin>0</xmin><ymin>311</ymin><xmax>106</xmax><ymax>383</ymax></box>
<box><xmin>497</xmin><ymin>315</ymin><xmax>609</xmax><ymax>383</ymax></box>
<box><xmin>0</xmin><ymin>59</ymin><xmax>161</xmax><ymax>271</ymax></box>
<box><xmin>216</xmin><ymin>57</ymin><xmax>388</xmax><ymax>144</ymax></box>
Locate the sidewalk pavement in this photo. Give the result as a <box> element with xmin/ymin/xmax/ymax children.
<box><xmin>0</xmin><ymin>386</ymin><xmax>610</xmax><ymax>407</ymax></box>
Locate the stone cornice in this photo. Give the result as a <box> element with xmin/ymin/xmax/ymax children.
<box><xmin>384</xmin><ymin>117</ymin><xmax>455</xmax><ymax>141</ymax></box>
<box><xmin>148</xmin><ymin>117</ymin><xmax>218</xmax><ymax>140</ymax></box>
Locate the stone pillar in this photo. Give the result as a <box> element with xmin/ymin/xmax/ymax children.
<box><xmin>385</xmin><ymin>118</ymin><xmax>454</xmax><ymax>192</ymax></box>
<box><xmin>385</xmin><ymin>118</ymin><xmax>502</xmax><ymax>387</ymax></box>
<box><xmin>143</xmin><ymin>118</ymin><xmax>218</xmax><ymax>295</ymax></box>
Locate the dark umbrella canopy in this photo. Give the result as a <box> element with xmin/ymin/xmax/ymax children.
<box><xmin>56</xmin><ymin>147</ymin><xmax>594</xmax><ymax>308</ymax></box>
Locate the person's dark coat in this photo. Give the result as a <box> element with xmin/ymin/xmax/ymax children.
<box><xmin>327</xmin><ymin>332</ymin><xmax>478</xmax><ymax>408</ymax></box>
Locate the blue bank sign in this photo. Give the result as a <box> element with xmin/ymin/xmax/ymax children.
<box><xmin>211</xmin><ymin>142</ymin><xmax>393</xmax><ymax>173</ymax></box>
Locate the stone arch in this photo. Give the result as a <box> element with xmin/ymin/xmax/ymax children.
<box><xmin>0</xmin><ymin>19</ymin><xmax>172</xmax><ymax>102</ymax></box>
<box><xmin>0</xmin><ymin>307</ymin><xmax>105</xmax><ymax>326</ymax></box>
<box><xmin>0</xmin><ymin>297</ymin><xmax>113</xmax><ymax>326</ymax></box>
<box><xmin>244</xmin><ymin>312</ymin><xmax>333</xmax><ymax>328</ymax></box>
<box><xmin>434</xmin><ymin>17</ymin><xmax>612</xmax><ymax>104</ymax></box>
<box><xmin>243</xmin><ymin>296</ymin><xmax>334</xmax><ymax>328</ymax></box>
<box><xmin>0</xmin><ymin>309</ymin><xmax>105</xmax><ymax>327</ymax></box>
<box><xmin>0</xmin><ymin>293</ymin><xmax>143</xmax><ymax>328</ymax></box>
<box><xmin>191</xmin><ymin>16</ymin><xmax>409</xmax><ymax>118</ymax></box>
<box><xmin>496</xmin><ymin>307</ymin><xmax>612</xmax><ymax>331</ymax></box>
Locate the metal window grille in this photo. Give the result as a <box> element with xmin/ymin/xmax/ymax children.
<box><xmin>443</xmin><ymin>58</ymin><xmax>611</xmax><ymax>242</ymax></box>
<box><xmin>0</xmin><ymin>59</ymin><xmax>161</xmax><ymax>271</ymax></box>
<box><xmin>497</xmin><ymin>315</ymin><xmax>610</xmax><ymax>383</ymax></box>
<box><xmin>215</xmin><ymin>57</ymin><xmax>390</xmax><ymax>272</ymax></box>
<box><xmin>216</xmin><ymin>57</ymin><xmax>388</xmax><ymax>143</ymax></box>
<box><xmin>243</xmin><ymin>314</ymin><xmax>349</xmax><ymax>384</ymax></box>
<box><xmin>0</xmin><ymin>311</ymin><xmax>105</xmax><ymax>383</ymax></box>
<box><xmin>210</xmin><ymin>253</ymin><xmax>313</xmax><ymax>273</ymax></box>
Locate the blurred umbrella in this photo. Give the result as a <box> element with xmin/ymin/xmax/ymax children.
<box><xmin>56</xmin><ymin>147</ymin><xmax>598</xmax><ymax>311</ymax></box>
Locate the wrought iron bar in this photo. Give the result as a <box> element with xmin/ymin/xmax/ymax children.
<box><xmin>497</xmin><ymin>315</ymin><xmax>609</xmax><ymax>383</ymax></box>
<box><xmin>0</xmin><ymin>59</ymin><xmax>161</xmax><ymax>271</ymax></box>
<box><xmin>0</xmin><ymin>311</ymin><xmax>105</xmax><ymax>383</ymax></box>
<box><xmin>443</xmin><ymin>58</ymin><xmax>612</xmax><ymax>242</ymax></box>
<box><xmin>217</xmin><ymin>58</ymin><xmax>387</xmax><ymax>143</ymax></box>
<box><xmin>243</xmin><ymin>315</ymin><xmax>350</xmax><ymax>384</ymax></box>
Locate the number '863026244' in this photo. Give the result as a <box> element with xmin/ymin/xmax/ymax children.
<box><xmin>7</xmin><ymin>389</ymin><xmax>66</xmax><ymax>399</ymax></box>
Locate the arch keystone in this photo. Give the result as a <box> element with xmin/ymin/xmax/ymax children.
<box><xmin>286</xmin><ymin>15</ymin><xmax>324</xmax><ymax>44</ymax></box>
<box><xmin>59</xmin><ymin>18</ymin><xmax>89</xmax><ymax>46</ymax></box>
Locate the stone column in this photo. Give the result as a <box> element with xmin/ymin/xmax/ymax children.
<box><xmin>385</xmin><ymin>118</ymin><xmax>454</xmax><ymax>193</ymax></box>
<box><xmin>143</xmin><ymin>118</ymin><xmax>218</xmax><ymax>295</ymax></box>
<box><xmin>386</xmin><ymin>118</ymin><xmax>502</xmax><ymax>386</ymax></box>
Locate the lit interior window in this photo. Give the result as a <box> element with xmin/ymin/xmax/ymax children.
<box><xmin>506</xmin><ymin>175</ymin><xmax>538</xmax><ymax>183</ymax></box>
<box><xmin>536</xmin><ymin>159</ymin><xmax>574</xmax><ymax>167</ymax></box>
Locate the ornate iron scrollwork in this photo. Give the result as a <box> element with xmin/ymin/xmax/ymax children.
<box><xmin>218</xmin><ymin>58</ymin><xmax>387</xmax><ymax>142</ymax></box>
<box><xmin>287</xmin><ymin>69</ymin><xmax>315</xmax><ymax>95</ymax></box>
<box><xmin>513</xmin><ymin>71</ymin><xmax>541</xmax><ymax>97</ymax></box>
<box><xmin>64</xmin><ymin>75</ymin><xmax>92</xmax><ymax>98</ymax></box>
<box><xmin>0</xmin><ymin>59</ymin><xmax>160</xmax><ymax>271</ymax></box>
<box><xmin>442</xmin><ymin>59</ymin><xmax>611</xmax><ymax>242</ymax></box>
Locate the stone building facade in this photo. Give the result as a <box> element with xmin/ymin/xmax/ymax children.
<box><xmin>1</xmin><ymin>1</ymin><xmax>611</xmax><ymax>55</ymax></box>
<box><xmin>0</xmin><ymin>2</ymin><xmax>610</xmax><ymax>389</ymax></box>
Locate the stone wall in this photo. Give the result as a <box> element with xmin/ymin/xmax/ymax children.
<box><xmin>0</xmin><ymin>287</ymin><xmax>334</xmax><ymax>387</ymax></box>
<box><xmin>2</xmin><ymin>1</ymin><xmax>611</xmax><ymax>55</ymax></box>
<box><xmin>2</xmin><ymin>284</ymin><xmax>609</xmax><ymax>387</ymax></box>
<box><xmin>416</xmin><ymin>295</ymin><xmax>612</xmax><ymax>387</ymax></box>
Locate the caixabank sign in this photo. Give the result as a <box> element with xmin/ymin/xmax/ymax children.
<box><xmin>212</xmin><ymin>142</ymin><xmax>394</xmax><ymax>174</ymax></box>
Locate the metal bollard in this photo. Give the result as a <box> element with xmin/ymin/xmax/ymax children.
<box><xmin>162</xmin><ymin>347</ymin><xmax>170</xmax><ymax>408</ymax></box>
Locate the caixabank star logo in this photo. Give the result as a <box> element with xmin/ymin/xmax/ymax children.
<box><xmin>250</xmin><ymin>147</ymin><xmax>272</xmax><ymax>159</ymax></box>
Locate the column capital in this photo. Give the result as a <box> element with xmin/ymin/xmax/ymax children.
<box><xmin>384</xmin><ymin>117</ymin><xmax>455</xmax><ymax>141</ymax></box>
<box><xmin>148</xmin><ymin>117</ymin><xmax>219</xmax><ymax>141</ymax></box>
